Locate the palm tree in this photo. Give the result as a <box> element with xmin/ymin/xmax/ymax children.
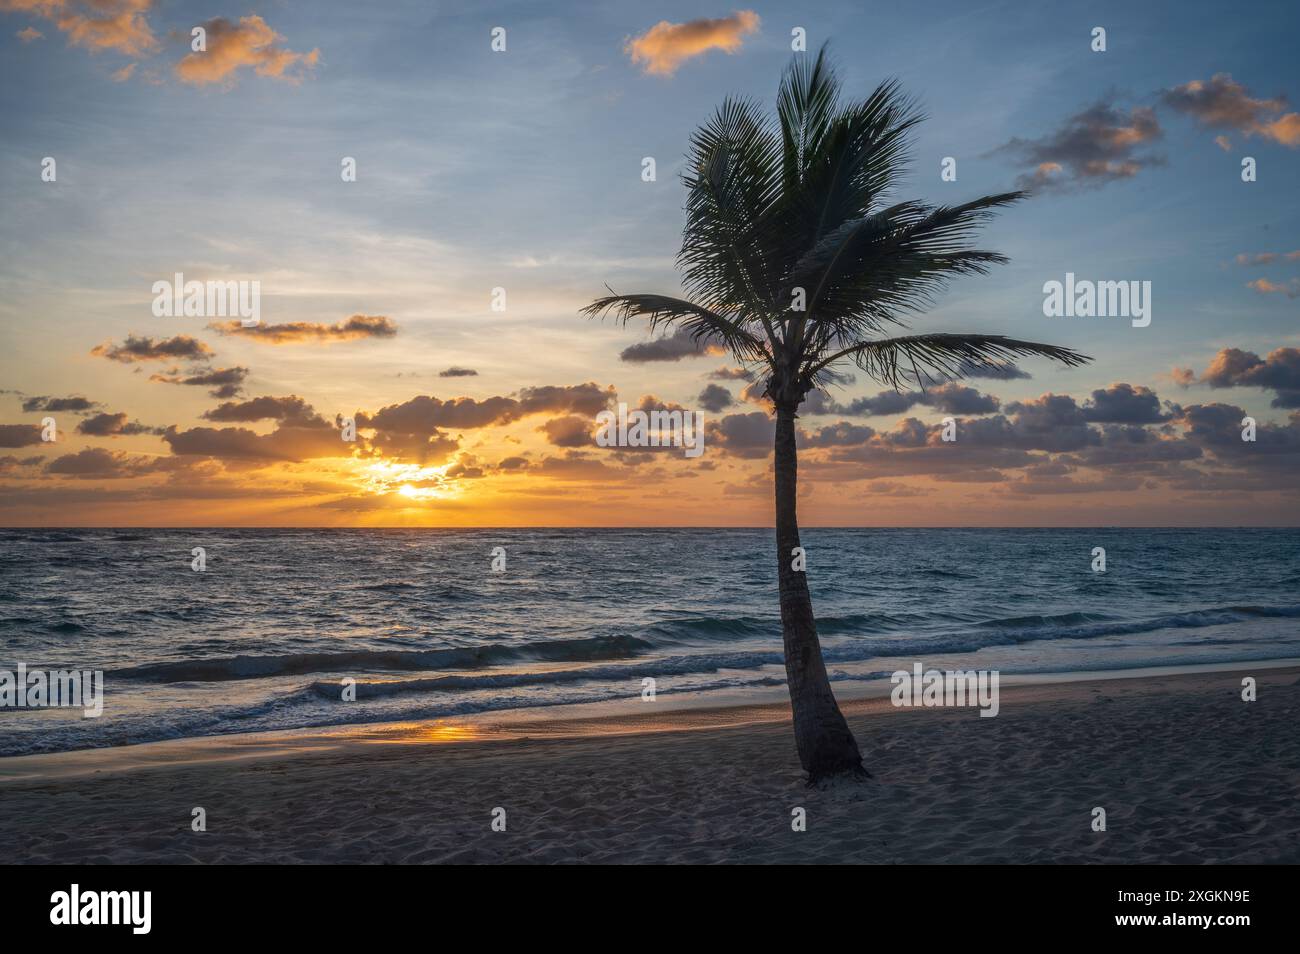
<box><xmin>583</xmin><ymin>48</ymin><xmax>1090</xmax><ymax>782</ymax></box>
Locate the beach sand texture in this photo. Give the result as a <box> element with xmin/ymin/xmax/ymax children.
<box><xmin>2</xmin><ymin>667</ymin><xmax>1297</xmax><ymax>864</ymax></box>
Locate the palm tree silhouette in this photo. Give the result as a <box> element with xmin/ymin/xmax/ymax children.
<box><xmin>584</xmin><ymin>48</ymin><xmax>1090</xmax><ymax>782</ymax></box>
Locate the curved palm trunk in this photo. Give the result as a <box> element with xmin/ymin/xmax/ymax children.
<box><xmin>774</xmin><ymin>402</ymin><xmax>864</xmax><ymax>782</ymax></box>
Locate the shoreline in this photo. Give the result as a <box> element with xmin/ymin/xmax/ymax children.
<box><xmin>2</xmin><ymin>657</ymin><xmax>1297</xmax><ymax>783</ymax></box>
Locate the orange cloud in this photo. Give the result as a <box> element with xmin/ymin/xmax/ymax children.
<box><xmin>0</xmin><ymin>0</ymin><xmax>157</xmax><ymax>57</ymax></box>
<box><xmin>625</xmin><ymin>10</ymin><xmax>759</xmax><ymax>77</ymax></box>
<box><xmin>1162</xmin><ymin>74</ymin><xmax>1300</xmax><ymax>149</ymax></box>
<box><xmin>1246</xmin><ymin>278</ymin><xmax>1300</xmax><ymax>298</ymax></box>
<box><xmin>174</xmin><ymin>15</ymin><xmax>319</xmax><ymax>87</ymax></box>
<box><xmin>209</xmin><ymin>315</ymin><xmax>396</xmax><ymax>344</ymax></box>
<box><xmin>15</xmin><ymin>26</ymin><xmax>43</xmax><ymax>42</ymax></box>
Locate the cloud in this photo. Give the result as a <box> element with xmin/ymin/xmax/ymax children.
<box><xmin>0</xmin><ymin>0</ymin><xmax>156</xmax><ymax>57</ymax></box>
<box><xmin>45</xmin><ymin>447</ymin><xmax>157</xmax><ymax>479</ymax></box>
<box><xmin>174</xmin><ymin>15</ymin><xmax>319</xmax><ymax>87</ymax></box>
<box><xmin>1197</xmin><ymin>347</ymin><xmax>1300</xmax><ymax>408</ymax></box>
<box><xmin>708</xmin><ymin>365</ymin><xmax>756</xmax><ymax>382</ymax></box>
<box><xmin>438</xmin><ymin>367</ymin><xmax>478</xmax><ymax>378</ymax></box>
<box><xmin>91</xmin><ymin>334</ymin><xmax>212</xmax><ymax>363</ymax></box>
<box><xmin>1233</xmin><ymin>251</ymin><xmax>1300</xmax><ymax>266</ymax></box>
<box><xmin>353</xmin><ymin>384</ymin><xmax>614</xmax><ymax>464</ymax></box>
<box><xmin>797</xmin><ymin>382</ymin><xmax>1000</xmax><ymax>417</ymax></box>
<box><xmin>619</xmin><ymin>326</ymin><xmax>725</xmax><ymax>363</ymax></box>
<box><xmin>209</xmin><ymin>315</ymin><xmax>395</xmax><ymax>344</ymax></box>
<box><xmin>1080</xmin><ymin>383</ymin><xmax>1174</xmax><ymax>424</ymax></box>
<box><xmin>538</xmin><ymin>415</ymin><xmax>596</xmax><ymax>447</ymax></box>
<box><xmin>704</xmin><ymin>411</ymin><xmax>773</xmax><ymax>458</ymax></box>
<box><xmin>112</xmin><ymin>62</ymin><xmax>135</xmax><ymax>82</ymax></box>
<box><xmin>0</xmin><ymin>423</ymin><xmax>44</xmax><ymax>448</ymax></box>
<box><xmin>20</xmin><ymin>395</ymin><xmax>98</xmax><ymax>413</ymax></box>
<box><xmin>15</xmin><ymin>26</ymin><xmax>42</xmax><ymax>42</ymax></box>
<box><xmin>801</xmin><ymin>422</ymin><xmax>877</xmax><ymax>448</ymax></box>
<box><xmin>149</xmin><ymin>366</ymin><xmax>248</xmax><ymax>398</ymax></box>
<box><xmin>201</xmin><ymin>395</ymin><xmax>322</xmax><ymax>425</ymax></box>
<box><xmin>921</xmin><ymin>384</ymin><xmax>1001</xmax><ymax>415</ymax></box>
<box><xmin>0</xmin><ymin>455</ymin><xmax>43</xmax><ymax>474</ymax></box>
<box><xmin>515</xmin><ymin>383</ymin><xmax>615</xmax><ymax>418</ymax></box>
<box><xmin>624</xmin><ymin>10</ymin><xmax>760</xmax><ymax>77</ymax></box>
<box><xmin>77</xmin><ymin>412</ymin><xmax>158</xmax><ymax>436</ymax></box>
<box><xmin>162</xmin><ymin>418</ymin><xmax>348</xmax><ymax>462</ymax></box>
<box><xmin>361</xmin><ymin>384</ymin><xmax>613</xmax><ymax>433</ymax></box>
<box><xmin>1246</xmin><ymin>277</ymin><xmax>1300</xmax><ymax>299</ymax></box>
<box><xmin>360</xmin><ymin>395</ymin><xmax>517</xmax><ymax>434</ymax></box>
<box><xmin>1161</xmin><ymin>74</ymin><xmax>1300</xmax><ymax>148</ymax></box>
<box><xmin>697</xmin><ymin>383</ymin><xmax>734</xmax><ymax>412</ymax></box>
<box><xmin>992</xmin><ymin>99</ymin><xmax>1163</xmax><ymax>192</ymax></box>
<box><xmin>1173</xmin><ymin>403</ymin><xmax>1300</xmax><ymax>475</ymax></box>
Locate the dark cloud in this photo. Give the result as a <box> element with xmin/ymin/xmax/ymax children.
<box><xmin>697</xmin><ymin>383</ymin><xmax>734</xmax><ymax>413</ymax></box>
<box><xmin>995</xmin><ymin>394</ymin><xmax>1098</xmax><ymax>452</ymax></box>
<box><xmin>359</xmin><ymin>394</ymin><xmax>519</xmax><ymax>433</ymax></box>
<box><xmin>438</xmin><ymin>367</ymin><xmax>478</xmax><ymax>378</ymax></box>
<box><xmin>45</xmin><ymin>448</ymin><xmax>155</xmax><ymax>479</ymax></box>
<box><xmin>1080</xmin><ymin>383</ymin><xmax>1174</xmax><ymax>424</ymax></box>
<box><xmin>149</xmin><ymin>366</ymin><xmax>249</xmax><ymax>399</ymax></box>
<box><xmin>801</xmin><ymin>422</ymin><xmax>877</xmax><ymax>448</ymax></box>
<box><xmin>619</xmin><ymin>327</ymin><xmax>723</xmax><ymax>363</ymax></box>
<box><xmin>77</xmin><ymin>412</ymin><xmax>159</xmax><ymax>437</ymax></box>
<box><xmin>798</xmin><ymin>382</ymin><xmax>1000</xmax><ymax>417</ymax></box>
<box><xmin>704</xmin><ymin>411</ymin><xmax>773</xmax><ymax>458</ymax></box>
<box><xmin>162</xmin><ymin>418</ymin><xmax>349</xmax><ymax>462</ymax></box>
<box><xmin>992</xmin><ymin>99</ymin><xmax>1164</xmax><ymax>192</ymax></box>
<box><xmin>20</xmin><ymin>396</ymin><xmax>99</xmax><ymax>414</ymax></box>
<box><xmin>1177</xmin><ymin>403</ymin><xmax>1300</xmax><ymax>466</ymax></box>
<box><xmin>944</xmin><ymin>359</ymin><xmax>1032</xmax><ymax>382</ymax></box>
<box><xmin>91</xmin><ymin>335</ymin><xmax>213</xmax><ymax>363</ymax></box>
<box><xmin>0</xmin><ymin>424</ymin><xmax>45</xmax><ymax>448</ymax></box>
<box><xmin>538</xmin><ymin>415</ymin><xmax>595</xmax><ymax>447</ymax></box>
<box><xmin>202</xmin><ymin>395</ymin><xmax>322</xmax><ymax>425</ymax></box>
<box><xmin>1069</xmin><ymin>424</ymin><xmax>1202</xmax><ymax>468</ymax></box>
<box><xmin>516</xmin><ymin>383</ymin><xmax>614</xmax><ymax>417</ymax></box>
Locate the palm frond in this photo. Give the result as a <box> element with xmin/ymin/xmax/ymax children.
<box><xmin>787</xmin><ymin>192</ymin><xmax>1026</xmax><ymax>338</ymax></box>
<box><xmin>776</xmin><ymin>46</ymin><xmax>840</xmax><ymax>191</ymax></box>
<box><xmin>679</xmin><ymin>97</ymin><xmax>785</xmax><ymax>316</ymax></box>
<box><xmin>581</xmin><ymin>292</ymin><xmax>770</xmax><ymax>363</ymax></box>
<box><xmin>807</xmin><ymin>332</ymin><xmax>1090</xmax><ymax>389</ymax></box>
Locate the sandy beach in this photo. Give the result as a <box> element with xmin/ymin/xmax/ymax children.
<box><xmin>1</xmin><ymin>664</ymin><xmax>1296</xmax><ymax>864</ymax></box>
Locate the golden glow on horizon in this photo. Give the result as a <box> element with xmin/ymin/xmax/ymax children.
<box><xmin>358</xmin><ymin>460</ymin><xmax>461</xmax><ymax>501</ymax></box>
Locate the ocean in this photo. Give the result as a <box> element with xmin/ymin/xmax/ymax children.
<box><xmin>1</xmin><ymin>527</ymin><xmax>1297</xmax><ymax>756</ymax></box>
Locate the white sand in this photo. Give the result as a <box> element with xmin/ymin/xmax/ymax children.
<box><xmin>3</xmin><ymin>666</ymin><xmax>1297</xmax><ymax>863</ymax></box>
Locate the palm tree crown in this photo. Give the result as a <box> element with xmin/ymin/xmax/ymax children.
<box><xmin>584</xmin><ymin>47</ymin><xmax>1090</xmax><ymax>407</ymax></box>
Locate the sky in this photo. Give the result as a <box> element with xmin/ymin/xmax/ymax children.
<box><xmin>1</xmin><ymin>0</ymin><xmax>1298</xmax><ymax>527</ymax></box>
